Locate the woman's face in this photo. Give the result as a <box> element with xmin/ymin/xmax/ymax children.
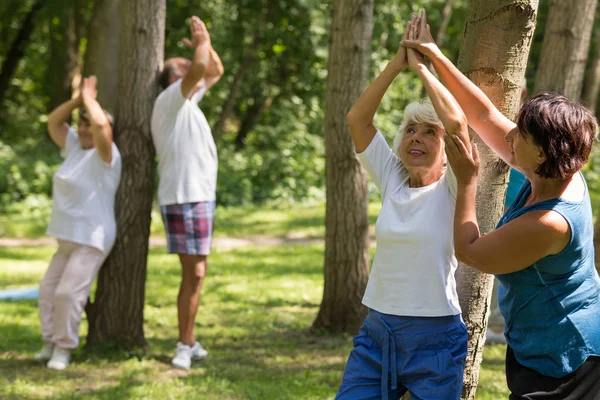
<box><xmin>504</xmin><ymin>127</ymin><xmax>543</xmax><ymax>173</ymax></box>
<box><xmin>77</xmin><ymin>119</ymin><xmax>94</xmax><ymax>149</ymax></box>
<box><xmin>399</xmin><ymin>121</ymin><xmax>446</xmax><ymax>175</ymax></box>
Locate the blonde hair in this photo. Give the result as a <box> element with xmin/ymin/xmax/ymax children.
<box><xmin>392</xmin><ymin>99</ymin><xmax>444</xmax><ymax>156</ymax></box>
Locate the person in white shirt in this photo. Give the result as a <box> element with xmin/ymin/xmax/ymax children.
<box><xmin>150</xmin><ymin>16</ymin><xmax>224</xmax><ymax>370</ymax></box>
<box><xmin>35</xmin><ymin>76</ymin><xmax>122</xmax><ymax>370</ymax></box>
<box><xmin>336</xmin><ymin>14</ymin><xmax>470</xmax><ymax>400</ymax></box>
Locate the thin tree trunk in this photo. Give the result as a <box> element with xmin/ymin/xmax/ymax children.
<box><xmin>455</xmin><ymin>2</ymin><xmax>538</xmax><ymax>398</ymax></box>
<box><xmin>0</xmin><ymin>0</ymin><xmax>45</xmax><ymax>109</ymax></box>
<box><xmin>435</xmin><ymin>0</ymin><xmax>456</xmax><ymax>46</ymax></box>
<box><xmin>312</xmin><ymin>0</ymin><xmax>373</xmax><ymax>334</ymax></box>
<box><xmin>85</xmin><ymin>0</ymin><xmax>165</xmax><ymax>349</ymax></box>
<box><xmin>583</xmin><ymin>26</ymin><xmax>600</xmax><ymax>110</ymax></box>
<box><xmin>421</xmin><ymin>0</ymin><xmax>456</xmax><ymax>98</ymax></box>
<box><xmin>234</xmin><ymin>94</ymin><xmax>271</xmax><ymax>150</ymax></box>
<box><xmin>82</xmin><ymin>0</ymin><xmax>120</xmax><ymax>116</ymax></box>
<box><xmin>533</xmin><ymin>0</ymin><xmax>597</xmax><ymax>99</ymax></box>
<box><xmin>212</xmin><ymin>36</ymin><xmax>260</xmax><ymax>142</ymax></box>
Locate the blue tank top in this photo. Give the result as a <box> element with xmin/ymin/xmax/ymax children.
<box><xmin>496</xmin><ymin>172</ymin><xmax>600</xmax><ymax>378</ymax></box>
<box><xmin>504</xmin><ymin>169</ymin><xmax>526</xmax><ymax>207</ymax></box>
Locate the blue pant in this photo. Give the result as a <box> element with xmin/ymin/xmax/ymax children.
<box><xmin>336</xmin><ymin>309</ymin><xmax>468</xmax><ymax>400</ymax></box>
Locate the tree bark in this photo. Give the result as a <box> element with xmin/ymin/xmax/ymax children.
<box><xmin>82</xmin><ymin>0</ymin><xmax>120</xmax><ymax>116</ymax></box>
<box><xmin>533</xmin><ymin>0</ymin><xmax>597</xmax><ymax>99</ymax></box>
<box><xmin>85</xmin><ymin>0</ymin><xmax>165</xmax><ymax>349</ymax></box>
<box><xmin>582</xmin><ymin>25</ymin><xmax>600</xmax><ymax>111</ymax></box>
<box><xmin>312</xmin><ymin>0</ymin><xmax>373</xmax><ymax>334</ymax></box>
<box><xmin>0</xmin><ymin>0</ymin><xmax>45</xmax><ymax>109</ymax></box>
<box><xmin>455</xmin><ymin>2</ymin><xmax>538</xmax><ymax>398</ymax></box>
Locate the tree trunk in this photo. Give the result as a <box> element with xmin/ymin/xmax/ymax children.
<box><xmin>46</xmin><ymin>0</ymin><xmax>86</xmax><ymax>113</ymax></box>
<box><xmin>455</xmin><ymin>2</ymin><xmax>538</xmax><ymax>398</ymax></box>
<box><xmin>82</xmin><ymin>0</ymin><xmax>120</xmax><ymax>116</ymax></box>
<box><xmin>212</xmin><ymin>36</ymin><xmax>260</xmax><ymax>142</ymax></box>
<box><xmin>85</xmin><ymin>0</ymin><xmax>165</xmax><ymax>349</ymax></box>
<box><xmin>435</xmin><ymin>0</ymin><xmax>456</xmax><ymax>47</ymax></box>
<box><xmin>583</xmin><ymin>26</ymin><xmax>600</xmax><ymax>111</ymax></box>
<box><xmin>0</xmin><ymin>0</ymin><xmax>45</xmax><ymax>109</ymax></box>
<box><xmin>312</xmin><ymin>0</ymin><xmax>373</xmax><ymax>334</ymax></box>
<box><xmin>533</xmin><ymin>0</ymin><xmax>597</xmax><ymax>99</ymax></box>
<box><xmin>234</xmin><ymin>94</ymin><xmax>271</xmax><ymax>150</ymax></box>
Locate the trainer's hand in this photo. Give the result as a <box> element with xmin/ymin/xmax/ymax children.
<box><xmin>406</xmin><ymin>15</ymin><xmax>426</xmax><ymax>71</ymax></box>
<box><xmin>401</xmin><ymin>9</ymin><xmax>438</xmax><ymax>59</ymax></box>
<box><xmin>182</xmin><ymin>16</ymin><xmax>211</xmax><ymax>50</ymax></box>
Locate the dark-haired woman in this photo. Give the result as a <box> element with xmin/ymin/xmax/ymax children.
<box><xmin>403</xmin><ymin>10</ymin><xmax>600</xmax><ymax>399</ymax></box>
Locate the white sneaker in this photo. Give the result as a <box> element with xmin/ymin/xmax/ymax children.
<box><xmin>172</xmin><ymin>342</ymin><xmax>193</xmax><ymax>370</ymax></box>
<box><xmin>485</xmin><ymin>328</ymin><xmax>507</xmax><ymax>344</ymax></box>
<box><xmin>47</xmin><ymin>347</ymin><xmax>71</xmax><ymax>370</ymax></box>
<box><xmin>191</xmin><ymin>341</ymin><xmax>208</xmax><ymax>360</ymax></box>
<box><xmin>34</xmin><ymin>343</ymin><xmax>55</xmax><ymax>362</ymax></box>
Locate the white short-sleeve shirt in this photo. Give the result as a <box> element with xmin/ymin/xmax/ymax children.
<box><xmin>150</xmin><ymin>79</ymin><xmax>217</xmax><ymax>206</ymax></box>
<box><xmin>46</xmin><ymin>128</ymin><xmax>122</xmax><ymax>255</ymax></box>
<box><xmin>357</xmin><ymin>131</ymin><xmax>461</xmax><ymax>317</ymax></box>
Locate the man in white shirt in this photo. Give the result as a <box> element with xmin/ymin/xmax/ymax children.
<box><xmin>150</xmin><ymin>16</ymin><xmax>224</xmax><ymax>370</ymax></box>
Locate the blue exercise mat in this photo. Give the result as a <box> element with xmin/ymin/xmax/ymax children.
<box><xmin>0</xmin><ymin>287</ymin><xmax>39</xmax><ymax>300</ymax></box>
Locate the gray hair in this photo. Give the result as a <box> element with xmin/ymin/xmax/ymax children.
<box><xmin>392</xmin><ymin>99</ymin><xmax>444</xmax><ymax>156</ymax></box>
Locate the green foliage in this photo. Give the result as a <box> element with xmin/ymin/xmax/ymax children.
<box><xmin>4</xmin><ymin>0</ymin><xmax>597</xmax><ymax>215</ymax></box>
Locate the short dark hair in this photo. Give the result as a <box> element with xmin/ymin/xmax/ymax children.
<box><xmin>158</xmin><ymin>64</ymin><xmax>177</xmax><ymax>90</ymax></box>
<box><xmin>159</xmin><ymin>58</ymin><xmax>191</xmax><ymax>90</ymax></box>
<box><xmin>517</xmin><ymin>92</ymin><xmax>598</xmax><ymax>180</ymax></box>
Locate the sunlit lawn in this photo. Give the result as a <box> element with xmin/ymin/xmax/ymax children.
<box><xmin>0</xmin><ymin>202</ymin><xmax>383</xmax><ymax>240</ymax></box>
<box><xmin>0</xmin><ymin>244</ymin><xmax>508</xmax><ymax>399</ymax></box>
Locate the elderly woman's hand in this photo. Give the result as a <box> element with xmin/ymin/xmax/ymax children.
<box><xmin>406</xmin><ymin>14</ymin><xmax>426</xmax><ymax>71</ymax></box>
<box><xmin>445</xmin><ymin>133</ymin><xmax>480</xmax><ymax>186</ymax></box>
<box><xmin>401</xmin><ymin>10</ymin><xmax>438</xmax><ymax>59</ymax></box>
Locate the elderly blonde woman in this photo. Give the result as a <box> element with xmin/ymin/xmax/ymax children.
<box><xmin>34</xmin><ymin>76</ymin><xmax>121</xmax><ymax>370</ymax></box>
<box><xmin>336</xmin><ymin>15</ymin><xmax>469</xmax><ymax>400</ymax></box>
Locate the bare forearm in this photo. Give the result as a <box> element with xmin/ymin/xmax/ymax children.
<box><xmin>189</xmin><ymin>43</ymin><xmax>211</xmax><ymax>80</ymax></box>
<box><xmin>425</xmin><ymin>47</ymin><xmax>495</xmax><ymax>124</ymax></box>
<box><xmin>454</xmin><ymin>183</ymin><xmax>480</xmax><ymax>261</ymax></box>
<box><xmin>347</xmin><ymin>62</ymin><xmax>403</xmax><ymax>126</ymax></box>
<box><xmin>83</xmin><ymin>96</ymin><xmax>113</xmax><ymax>161</ymax></box>
<box><xmin>416</xmin><ymin>63</ymin><xmax>468</xmax><ymax>139</ymax></box>
<box><xmin>82</xmin><ymin>97</ymin><xmax>108</xmax><ymax>128</ymax></box>
<box><xmin>48</xmin><ymin>98</ymin><xmax>80</xmax><ymax>128</ymax></box>
<box><xmin>208</xmin><ymin>47</ymin><xmax>224</xmax><ymax>77</ymax></box>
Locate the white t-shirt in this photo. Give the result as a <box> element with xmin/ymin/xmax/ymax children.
<box><xmin>47</xmin><ymin>128</ymin><xmax>122</xmax><ymax>255</ymax></box>
<box><xmin>357</xmin><ymin>131</ymin><xmax>461</xmax><ymax>317</ymax></box>
<box><xmin>150</xmin><ymin>79</ymin><xmax>217</xmax><ymax>206</ymax></box>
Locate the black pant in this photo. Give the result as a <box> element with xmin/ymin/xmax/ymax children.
<box><xmin>506</xmin><ymin>346</ymin><xmax>600</xmax><ymax>399</ymax></box>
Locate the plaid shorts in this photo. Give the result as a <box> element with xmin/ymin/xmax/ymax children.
<box><xmin>160</xmin><ymin>201</ymin><xmax>216</xmax><ymax>255</ymax></box>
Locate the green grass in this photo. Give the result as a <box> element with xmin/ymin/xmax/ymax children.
<box><xmin>0</xmin><ymin>202</ymin><xmax>383</xmax><ymax>240</ymax></box>
<box><xmin>0</xmin><ymin>244</ymin><xmax>508</xmax><ymax>399</ymax></box>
